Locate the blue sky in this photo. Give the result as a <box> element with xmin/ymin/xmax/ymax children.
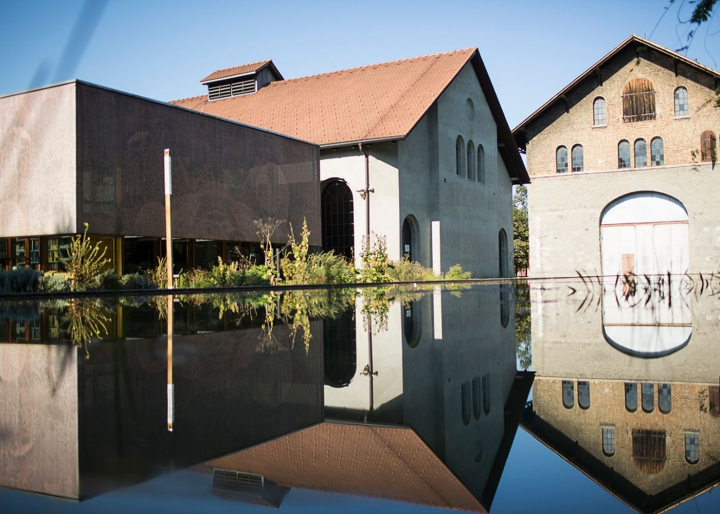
<box><xmin>1</xmin><ymin>0</ymin><xmax>719</xmax><ymax>129</ymax></box>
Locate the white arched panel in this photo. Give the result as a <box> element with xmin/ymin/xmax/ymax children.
<box><xmin>601</xmin><ymin>192</ymin><xmax>688</xmax><ymax>226</ymax></box>
<box><xmin>603</xmin><ymin>325</ymin><xmax>691</xmax><ymax>357</ymax></box>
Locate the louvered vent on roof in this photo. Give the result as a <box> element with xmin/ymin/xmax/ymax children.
<box><xmin>213</xmin><ymin>468</ymin><xmax>264</xmax><ymax>490</ymax></box>
<box><xmin>208</xmin><ymin>78</ymin><xmax>256</xmax><ymax>101</ymax></box>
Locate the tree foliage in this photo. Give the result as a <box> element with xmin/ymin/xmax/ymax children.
<box><xmin>512</xmin><ymin>185</ymin><xmax>529</xmax><ymax>275</ymax></box>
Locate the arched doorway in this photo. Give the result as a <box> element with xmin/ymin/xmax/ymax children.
<box><xmin>321</xmin><ymin>180</ymin><xmax>354</xmax><ymax>259</ymax></box>
<box><xmin>402</xmin><ymin>215</ymin><xmax>418</xmax><ymax>261</ymax></box>
<box><xmin>600</xmin><ymin>192</ymin><xmax>691</xmax><ymax>357</ymax></box>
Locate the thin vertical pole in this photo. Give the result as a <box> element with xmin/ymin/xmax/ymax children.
<box><xmin>164</xmin><ymin>149</ymin><xmax>173</xmax><ymax>289</ymax></box>
<box><xmin>167</xmin><ymin>294</ymin><xmax>174</xmax><ymax>432</ymax></box>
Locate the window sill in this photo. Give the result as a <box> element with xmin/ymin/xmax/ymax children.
<box><xmin>673</xmin><ymin>115</ymin><xmax>690</xmax><ymax>120</ymax></box>
<box><xmin>592</xmin><ymin>124</ymin><xmax>607</xmax><ymax>129</ymax></box>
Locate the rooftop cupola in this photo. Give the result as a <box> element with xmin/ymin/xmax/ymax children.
<box><xmin>201</xmin><ymin>60</ymin><xmax>283</xmax><ymax>101</ymax></box>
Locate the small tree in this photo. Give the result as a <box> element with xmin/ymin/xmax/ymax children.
<box><xmin>63</xmin><ymin>223</ymin><xmax>110</xmax><ymax>291</ymax></box>
<box><xmin>254</xmin><ymin>217</ymin><xmax>284</xmax><ymax>284</ymax></box>
<box><xmin>512</xmin><ymin>185</ymin><xmax>529</xmax><ymax>276</ymax></box>
<box><xmin>359</xmin><ymin>233</ymin><xmax>390</xmax><ymax>283</ymax></box>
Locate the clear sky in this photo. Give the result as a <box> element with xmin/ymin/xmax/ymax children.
<box><xmin>1</xmin><ymin>0</ymin><xmax>719</xmax><ymax>129</ymax></box>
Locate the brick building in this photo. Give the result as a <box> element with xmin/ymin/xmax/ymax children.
<box><xmin>513</xmin><ymin>35</ymin><xmax>720</xmax><ymax>278</ymax></box>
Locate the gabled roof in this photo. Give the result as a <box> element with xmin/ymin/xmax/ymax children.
<box><xmin>196</xmin><ymin>422</ymin><xmax>486</xmax><ymax>512</ymax></box>
<box><xmin>171</xmin><ymin>49</ymin><xmax>529</xmax><ymax>184</ymax></box>
<box><xmin>200</xmin><ymin>59</ymin><xmax>281</xmax><ymax>84</ymax></box>
<box><xmin>512</xmin><ymin>34</ymin><xmax>720</xmax><ymax>148</ymax></box>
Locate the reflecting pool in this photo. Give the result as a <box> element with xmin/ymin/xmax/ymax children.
<box><xmin>0</xmin><ymin>277</ymin><xmax>718</xmax><ymax>513</ymax></box>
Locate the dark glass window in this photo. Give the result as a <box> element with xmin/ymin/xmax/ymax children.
<box><xmin>562</xmin><ymin>380</ymin><xmax>574</xmax><ymax>409</ymax></box>
<box><xmin>48</xmin><ymin>237</ymin><xmax>73</xmax><ymax>271</ymax></box>
<box><xmin>642</xmin><ymin>383</ymin><xmax>655</xmax><ymax>413</ymax></box>
<box><xmin>593</xmin><ymin>97</ymin><xmax>606</xmax><ymax>126</ymax></box>
<box><xmin>15</xmin><ymin>238</ymin><xmax>26</xmax><ymax>267</ymax></box>
<box><xmin>323</xmin><ymin>312</ymin><xmax>357</xmax><ymax>388</ymax></box>
<box><xmin>402</xmin><ymin>217</ymin><xmax>413</xmax><ymax>261</ymax></box>
<box><xmin>701</xmin><ymin>130</ymin><xmax>716</xmax><ymax>162</ymax></box>
<box><xmin>194</xmin><ymin>240</ymin><xmax>221</xmax><ymax>270</ymax></box>
<box><xmin>472</xmin><ymin>377</ymin><xmax>482</xmax><ymax>420</ymax></box>
<box><xmin>634</xmin><ymin>139</ymin><xmax>647</xmax><ymax>167</ymax></box>
<box><xmin>321</xmin><ymin>180</ymin><xmax>354</xmax><ymax>260</ymax></box>
<box><xmin>685</xmin><ymin>432</ymin><xmax>700</xmax><ymax>464</ymax></box>
<box><xmin>477</xmin><ymin>145</ymin><xmax>485</xmax><ymax>183</ymax></box>
<box><xmin>674</xmin><ymin>87</ymin><xmax>689</xmax><ymax>117</ymax></box>
<box><xmin>124</xmin><ymin>237</ymin><xmax>156</xmax><ymax>274</ymax></box>
<box><xmin>456</xmin><ymin>136</ymin><xmax>465</xmax><ymax>176</ymax></box>
<box><xmin>622</xmin><ymin>78</ymin><xmax>656</xmax><ymax>122</ymax></box>
<box><xmin>651</xmin><ymin>137</ymin><xmax>664</xmax><ymax>166</ymax></box>
<box><xmin>467</xmin><ymin>141</ymin><xmax>475</xmax><ymax>179</ymax></box>
<box><xmin>556</xmin><ymin>146</ymin><xmax>568</xmax><ymax>173</ymax></box>
<box><xmin>625</xmin><ymin>382</ymin><xmax>638</xmax><ymax>412</ymax></box>
<box><xmin>658</xmin><ymin>383</ymin><xmax>672</xmax><ymax>414</ymax></box>
<box><xmin>571</xmin><ymin>145</ymin><xmax>584</xmax><ymax>172</ymax></box>
<box><xmin>462</xmin><ymin>381</ymin><xmax>471</xmax><ymax>425</ymax></box>
<box><xmin>578</xmin><ymin>381</ymin><xmax>590</xmax><ymax>409</ymax></box>
<box><xmin>618</xmin><ymin>140</ymin><xmax>631</xmax><ymax>168</ymax></box>
<box><xmin>602</xmin><ymin>427</ymin><xmax>616</xmax><ymax>456</ymax></box>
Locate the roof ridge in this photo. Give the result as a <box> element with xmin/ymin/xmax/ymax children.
<box><xmin>361</xmin><ymin>49</ymin><xmax>475</xmax><ymax>139</ymax></box>
<box><xmin>270</xmin><ymin>47</ymin><xmax>477</xmax><ymax>85</ymax></box>
<box><xmin>205</xmin><ymin>59</ymin><xmax>271</xmax><ymax>76</ymax></box>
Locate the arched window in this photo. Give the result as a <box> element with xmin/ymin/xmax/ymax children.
<box><xmin>634</xmin><ymin>138</ymin><xmax>647</xmax><ymax>167</ymax></box>
<box><xmin>456</xmin><ymin>136</ymin><xmax>465</xmax><ymax>176</ymax></box>
<box><xmin>674</xmin><ymin>86</ymin><xmax>689</xmax><ymax>117</ymax></box>
<box><xmin>321</xmin><ymin>180</ymin><xmax>354</xmax><ymax>260</ymax></box>
<box><xmin>562</xmin><ymin>380</ymin><xmax>574</xmax><ymax>409</ymax></box>
<box><xmin>625</xmin><ymin>383</ymin><xmax>638</xmax><ymax>412</ymax></box>
<box><xmin>685</xmin><ymin>432</ymin><xmax>700</xmax><ymax>464</ymax></box>
<box><xmin>618</xmin><ymin>140</ymin><xmax>631</xmax><ymax>169</ymax></box>
<box><xmin>658</xmin><ymin>383</ymin><xmax>672</xmax><ymax>414</ymax></box>
<box><xmin>593</xmin><ymin>97</ymin><xmax>606</xmax><ymax>126</ymax></box>
<box><xmin>642</xmin><ymin>383</ymin><xmax>655</xmax><ymax>413</ymax></box>
<box><xmin>701</xmin><ymin>130</ymin><xmax>716</xmax><ymax>162</ymax></box>
<box><xmin>578</xmin><ymin>381</ymin><xmax>590</xmax><ymax>409</ymax></box>
<box><xmin>602</xmin><ymin>427</ymin><xmax>616</xmax><ymax>457</ymax></box>
<box><xmin>556</xmin><ymin>146</ymin><xmax>568</xmax><ymax>173</ymax></box>
<box><xmin>467</xmin><ymin>140</ymin><xmax>475</xmax><ymax>179</ymax></box>
<box><xmin>651</xmin><ymin>137</ymin><xmax>664</xmax><ymax>166</ymax></box>
<box><xmin>477</xmin><ymin>145</ymin><xmax>485</xmax><ymax>183</ymax></box>
<box><xmin>461</xmin><ymin>381</ymin><xmax>471</xmax><ymax>425</ymax></box>
<box><xmin>482</xmin><ymin>374</ymin><xmax>491</xmax><ymax>415</ymax></box>
<box><xmin>472</xmin><ymin>377</ymin><xmax>482</xmax><ymax>420</ymax></box>
<box><xmin>498</xmin><ymin>229</ymin><xmax>508</xmax><ymax>277</ymax></box>
<box><xmin>571</xmin><ymin>145</ymin><xmax>584</xmax><ymax>172</ymax></box>
<box><xmin>622</xmin><ymin>78</ymin><xmax>656</xmax><ymax>122</ymax></box>
<box><xmin>323</xmin><ymin>312</ymin><xmax>357</xmax><ymax>388</ymax></box>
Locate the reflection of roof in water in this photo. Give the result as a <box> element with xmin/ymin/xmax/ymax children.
<box><xmin>199</xmin><ymin>422</ymin><xmax>486</xmax><ymax>512</ymax></box>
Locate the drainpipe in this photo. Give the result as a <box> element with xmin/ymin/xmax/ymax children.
<box><xmin>358</xmin><ymin>142</ymin><xmax>376</xmax><ymax>421</ymax></box>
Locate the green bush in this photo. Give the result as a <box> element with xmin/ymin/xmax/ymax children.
<box><xmin>359</xmin><ymin>233</ymin><xmax>390</xmax><ymax>283</ymax></box>
<box><xmin>120</xmin><ymin>273</ymin><xmax>156</xmax><ymax>290</ymax></box>
<box><xmin>387</xmin><ymin>257</ymin><xmax>436</xmax><ymax>282</ymax></box>
<box><xmin>307</xmin><ymin>252</ymin><xmax>357</xmax><ymax>284</ymax></box>
<box><xmin>0</xmin><ymin>268</ymin><xmax>42</xmax><ymax>293</ymax></box>
<box><xmin>444</xmin><ymin>264</ymin><xmax>471</xmax><ymax>280</ymax></box>
<box><xmin>94</xmin><ymin>269</ymin><xmax>122</xmax><ymax>290</ymax></box>
<box><xmin>40</xmin><ymin>273</ymin><xmax>71</xmax><ymax>293</ymax></box>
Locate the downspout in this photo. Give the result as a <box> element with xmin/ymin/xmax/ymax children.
<box><xmin>358</xmin><ymin>142</ymin><xmax>376</xmax><ymax>421</ymax></box>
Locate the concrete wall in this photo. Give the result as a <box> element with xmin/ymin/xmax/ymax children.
<box><xmin>77</xmin><ymin>82</ymin><xmax>320</xmax><ymax>245</ymax></box>
<box><xmin>528</xmin><ymin>163</ymin><xmax>720</xmax><ymax>277</ymax></box>
<box><xmin>434</xmin><ymin>62</ymin><xmax>513</xmax><ymax>277</ymax></box>
<box><xmin>0</xmin><ymin>83</ymin><xmax>77</xmax><ymax>237</ymax></box>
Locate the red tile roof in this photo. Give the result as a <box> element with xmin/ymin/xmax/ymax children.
<box><xmin>199</xmin><ymin>422</ymin><xmax>485</xmax><ymax>512</ymax></box>
<box><xmin>200</xmin><ymin>60</ymin><xmax>273</xmax><ymax>83</ymax></box>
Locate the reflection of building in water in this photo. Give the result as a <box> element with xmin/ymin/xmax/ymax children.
<box><xmin>527</xmin><ymin>282</ymin><xmax>720</xmax><ymax>513</ymax></box>
<box><xmin>0</xmin><ymin>300</ymin><xmax>323</xmax><ymax>500</ymax></box>
<box><xmin>198</xmin><ymin>287</ymin><xmax>533</xmax><ymax>512</ymax></box>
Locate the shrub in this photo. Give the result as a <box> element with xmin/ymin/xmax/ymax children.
<box><xmin>307</xmin><ymin>252</ymin><xmax>357</xmax><ymax>284</ymax></box>
<box><xmin>444</xmin><ymin>264</ymin><xmax>471</xmax><ymax>280</ymax></box>
<box><xmin>0</xmin><ymin>268</ymin><xmax>42</xmax><ymax>293</ymax></box>
<box><xmin>280</xmin><ymin>219</ymin><xmax>311</xmax><ymax>284</ymax></box>
<box><xmin>94</xmin><ymin>269</ymin><xmax>122</xmax><ymax>290</ymax></box>
<box><xmin>359</xmin><ymin>233</ymin><xmax>390</xmax><ymax>283</ymax></box>
<box><xmin>63</xmin><ymin>223</ymin><xmax>110</xmax><ymax>291</ymax></box>
<box><xmin>40</xmin><ymin>272</ymin><xmax>71</xmax><ymax>293</ymax></box>
<box><xmin>120</xmin><ymin>273</ymin><xmax>156</xmax><ymax>290</ymax></box>
<box><xmin>387</xmin><ymin>257</ymin><xmax>436</xmax><ymax>282</ymax></box>
<box><xmin>146</xmin><ymin>256</ymin><xmax>169</xmax><ymax>288</ymax></box>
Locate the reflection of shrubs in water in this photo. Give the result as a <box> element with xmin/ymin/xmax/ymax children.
<box><xmin>66</xmin><ymin>299</ymin><xmax>110</xmax><ymax>359</ymax></box>
<box><xmin>514</xmin><ymin>282</ymin><xmax>532</xmax><ymax>370</ymax></box>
